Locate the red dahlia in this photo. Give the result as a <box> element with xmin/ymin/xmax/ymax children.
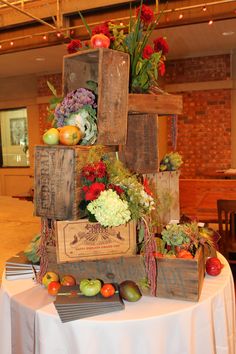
<box><xmin>142</xmin><ymin>45</ymin><xmax>154</xmax><ymax>59</ymax></box>
<box><xmin>153</xmin><ymin>37</ymin><xmax>169</xmax><ymax>55</ymax></box>
<box><xmin>84</xmin><ymin>182</ymin><xmax>106</xmax><ymax>201</ymax></box>
<box><xmin>136</xmin><ymin>4</ymin><xmax>154</xmax><ymax>25</ymax></box>
<box><xmin>67</xmin><ymin>39</ymin><xmax>82</xmax><ymax>54</ymax></box>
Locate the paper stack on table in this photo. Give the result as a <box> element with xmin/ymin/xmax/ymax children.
<box><xmin>54</xmin><ymin>285</ymin><xmax>125</xmax><ymax>322</ymax></box>
<box><xmin>5</xmin><ymin>251</ymin><xmax>40</xmax><ymax>280</ymax></box>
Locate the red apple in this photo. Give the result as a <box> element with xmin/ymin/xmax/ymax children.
<box><xmin>90</xmin><ymin>34</ymin><xmax>110</xmax><ymax>49</ymax></box>
<box><xmin>206</xmin><ymin>257</ymin><xmax>223</xmax><ymax>276</ymax></box>
<box><xmin>60</xmin><ymin>274</ymin><xmax>76</xmax><ymax>286</ymax></box>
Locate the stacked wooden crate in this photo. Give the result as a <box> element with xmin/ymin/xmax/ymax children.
<box><xmin>34</xmin><ymin>48</ymin><xmax>205</xmax><ymax>301</ymax></box>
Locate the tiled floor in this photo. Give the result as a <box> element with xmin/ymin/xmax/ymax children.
<box><xmin>0</xmin><ymin>196</ymin><xmax>40</xmax><ymax>282</ymax></box>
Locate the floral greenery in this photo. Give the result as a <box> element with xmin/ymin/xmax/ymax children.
<box><xmin>159</xmin><ymin>151</ymin><xmax>183</xmax><ymax>171</ymax></box>
<box><xmin>67</xmin><ymin>1</ymin><xmax>168</xmax><ymax>93</ymax></box>
<box><xmin>160</xmin><ymin>222</ymin><xmax>218</xmax><ymax>256</ymax></box>
<box><xmin>80</xmin><ymin>155</ymin><xmax>155</xmax><ymax>227</ymax></box>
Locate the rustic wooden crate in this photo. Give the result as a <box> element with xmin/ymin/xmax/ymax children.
<box><xmin>46</xmin><ymin>245</ymin><xmax>205</xmax><ymax>302</ymax></box>
<box><xmin>55</xmin><ymin>219</ymin><xmax>137</xmax><ymax>262</ymax></box>
<box><xmin>34</xmin><ymin>145</ymin><xmax>117</xmax><ymax>220</ymax></box>
<box><xmin>119</xmin><ymin>93</ymin><xmax>183</xmax><ymax>173</ymax></box>
<box><xmin>119</xmin><ymin>113</ymin><xmax>159</xmax><ymax>173</ymax></box>
<box><xmin>63</xmin><ymin>48</ymin><xmax>130</xmax><ymax>145</ymax></box>
<box><xmin>145</xmin><ymin>171</ymin><xmax>180</xmax><ymax>227</ymax></box>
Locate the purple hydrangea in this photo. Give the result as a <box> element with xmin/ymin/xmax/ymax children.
<box><xmin>55</xmin><ymin>88</ymin><xmax>97</xmax><ymax>127</ymax></box>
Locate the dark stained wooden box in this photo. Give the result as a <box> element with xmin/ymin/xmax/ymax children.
<box><xmin>63</xmin><ymin>48</ymin><xmax>130</xmax><ymax>145</ymax></box>
<box><xmin>34</xmin><ymin>145</ymin><xmax>117</xmax><ymax>220</ymax></box>
<box><xmin>46</xmin><ymin>244</ymin><xmax>205</xmax><ymax>302</ymax></box>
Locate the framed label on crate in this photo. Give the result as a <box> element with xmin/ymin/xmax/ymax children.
<box><xmin>55</xmin><ymin>219</ymin><xmax>137</xmax><ymax>263</ymax></box>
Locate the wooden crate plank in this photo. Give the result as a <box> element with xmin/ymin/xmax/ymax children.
<box><xmin>55</xmin><ymin>220</ymin><xmax>137</xmax><ymax>262</ymax></box>
<box><xmin>119</xmin><ymin>113</ymin><xmax>159</xmax><ymax>173</ymax></box>
<box><xmin>128</xmin><ymin>93</ymin><xmax>183</xmax><ymax>115</ymax></box>
<box><xmin>63</xmin><ymin>48</ymin><xmax>130</xmax><ymax>145</ymax></box>
<box><xmin>146</xmin><ymin>171</ymin><xmax>180</xmax><ymax>226</ymax></box>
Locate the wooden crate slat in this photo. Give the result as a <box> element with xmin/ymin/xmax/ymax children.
<box><xmin>119</xmin><ymin>113</ymin><xmax>159</xmax><ymax>173</ymax></box>
<box><xmin>128</xmin><ymin>93</ymin><xmax>183</xmax><ymax>114</ymax></box>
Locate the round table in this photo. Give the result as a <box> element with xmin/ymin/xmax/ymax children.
<box><xmin>0</xmin><ymin>254</ymin><xmax>235</xmax><ymax>354</ymax></box>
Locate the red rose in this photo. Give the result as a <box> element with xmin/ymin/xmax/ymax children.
<box><xmin>92</xmin><ymin>23</ymin><xmax>111</xmax><ymax>38</ymax></box>
<box><xmin>153</xmin><ymin>37</ymin><xmax>169</xmax><ymax>55</ymax></box>
<box><xmin>85</xmin><ymin>182</ymin><xmax>106</xmax><ymax>201</ymax></box>
<box><xmin>136</xmin><ymin>4</ymin><xmax>154</xmax><ymax>25</ymax></box>
<box><xmin>142</xmin><ymin>45</ymin><xmax>154</xmax><ymax>59</ymax></box>
<box><xmin>158</xmin><ymin>62</ymin><xmax>166</xmax><ymax>76</ymax></box>
<box><xmin>67</xmin><ymin>39</ymin><xmax>82</xmax><ymax>54</ymax></box>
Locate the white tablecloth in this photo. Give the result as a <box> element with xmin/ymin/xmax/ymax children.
<box><xmin>0</xmin><ymin>254</ymin><xmax>235</xmax><ymax>354</ymax></box>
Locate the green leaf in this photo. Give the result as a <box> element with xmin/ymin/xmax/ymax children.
<box><xmin>47</xmin><ymin>81</ymin><xmax>57</xmax><ymax>96</ymax></box>
<box><xmin>79</xmin><ymin>11</ymin><xmax>92</xmax><ymax>37</ymax></box>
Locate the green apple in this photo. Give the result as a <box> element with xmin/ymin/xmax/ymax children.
<box><xmin>42</xmin><ymin>271</ymin><xmax>59</xmax><ymax>288</ymax></box>
<box><xmin>79</xmin><ymin>279</ymin><xmax>102</xmax><ymax>296</ymax></box>
<box><xmin>43</xmin><ymin>128</ymin><xmax>59</xmax><ymax>145</ymax></box>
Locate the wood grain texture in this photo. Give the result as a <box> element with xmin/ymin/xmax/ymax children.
<box><xmin>146</xmin><ymin>171</ymin><xmax>180</xmax><ymax>226</ymax></box>
<box><xmin>119</xmin><ymin>113</ymin><xmax>159</xmax><ymax>173</ymax></box>
<box><xmin>63</xmin><ymin>48</ymin><xmax>130</xmax><ymax>145</ymax></box>
<box><xmin>34</xmin><ymin>145</ymin><xmax>117</xmax><ymax>220</ymax></box>
<box><xmin>128</xmin><ymin>93</ymin><xmax>183</xmax><ymax>114</ymax></box>
<box><xmin>55</xmin><ymin>220</ymin><xmax>137</xmax><ymax>262</ymax></box>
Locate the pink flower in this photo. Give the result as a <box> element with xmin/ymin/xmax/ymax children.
<box><xmin>142</xmin><ymin>45</ymin><xmax>154</xmax><ymax>59</ymax></box>
<box><xmin>67</xmin><ymin>39</ymin><xmax>82</xmax><ymax>54</ymax></box>
<box><xmin>153</xmin><ymin>37</ymin><xmax>169</xmax><ymax>55</ymax></box>
<box><xmin>136</xmin><ymin>4</ymin><xmax>154</xmax><ymax>25</ymax></box>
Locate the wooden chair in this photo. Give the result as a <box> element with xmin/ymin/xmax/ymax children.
<box><xmin>217</xmin><ymin>199</ymin><xmax>236</xmax><ymax>263</ymax></box>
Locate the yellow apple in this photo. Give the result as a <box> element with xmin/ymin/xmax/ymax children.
<box><xmin>42</xmin><ymin>271</ymin><xmax>59</xmax><ymax>288</ymax></box>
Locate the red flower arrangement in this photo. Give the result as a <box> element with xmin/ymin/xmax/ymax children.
<box><xmin>68</xmin><ymin>0</ymin><xmax>169</xmax><ymax>93</ymax></box>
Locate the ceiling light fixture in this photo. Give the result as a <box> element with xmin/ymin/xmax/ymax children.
<box><xmin>208</xmin><ymin>19</ymin><xmax>213</xmax><ymax>25</ymax></box>
<box><xmin>178</xmin><ymin>13</ymin><xmax>183</xmax><ymax>19</ymax></box>
<box><xmin>202</xmin><ymin>6</ymin><xmax>207</xmax><ymax>11</ymax></box>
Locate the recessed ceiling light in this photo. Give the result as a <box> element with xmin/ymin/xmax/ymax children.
<box><xmin>222</xmin><ymin>31</ymin><xmax>235</xmax><ymax>36</ymax></box>
<box><xmin>35</xmin><ymin>57</ymin><xmax>45</xmax><ymax>61</ymax></box>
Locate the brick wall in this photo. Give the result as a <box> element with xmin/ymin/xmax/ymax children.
<box><xmin>166</xmin><ymin>54</ymin><xmax>231</xmax><ymax>179</ymax></box>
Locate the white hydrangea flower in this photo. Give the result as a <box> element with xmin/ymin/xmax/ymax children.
<box><xmin>87</xmin><ymin>189</ymin><xmax>131</xmax><ymax>227</ymax></box>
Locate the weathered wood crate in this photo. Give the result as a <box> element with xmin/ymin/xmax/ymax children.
<box><xmin>119</xmin><ymin>93</ymin><xmax>183</xmax><ymax>173</ymax></box>
<box><xmin>55</xmin><ymin>219</ymin><xmax>137</xmax><ymax>262</ymax></box>
<box><xmin>145</xmin><ymin>171</ymin><xmax>180</xmax><ymax>227</ymax></box>
<box><xmin>119</xmin><ymin>113</ymin><xmax>159</xmax><ymax>173</ymax></box>
<box><xmin>46</xmin><ymin>243</ymin><xmax>205</xmax><ymax>302</ymax></box>
<box><xmin>34</xmin><ymin>145</ymin><xmax>117</xmax><ymax>220</ymax></box>
<box><xmin>63</xmin><ymin>48</ymin><xmax>130</xmax><ymax>145</ymax></box>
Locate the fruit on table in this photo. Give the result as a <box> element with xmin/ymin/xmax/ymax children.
<box><xmin>91</xmin><ymin>34</ymin><xmax>110</xmax><ymax>48</ymax></box>
<box><xmin>119</xmin><ymin>280</ymin><xmax>142</xmax><ymax>302</ymax></box>
<box><xmin>60</xmin><ymin>275</ymin><xmax>76</xmax><ymax>286</ymax></box>
<box><xmin>43</xmin><ymin>128</ymin><xmax>59</xmax><ymax>145</ymax></box>
<box><xmin>100</xmin><ymin>283</ymin><xmax>116</xmax><ymax>298</ymax></box>
<box><xmin>58</xmin><ymin>125</ymin><xmax>82</xmax><ymax>145</ymax></box>
<box><xmin>47</xmin><ymin>281</ymin><xmax>61</xmax><ymax>296</ymax></box>
<box><xmin>206</xmin><ymin>257</ymin><xmax>223</xmax><ymax>276</ymax></box>
<box><xmin>79</xmin><ymin>279</ymin><xmax>102</xmax><ymax>296</ymax></box>
<box><xmin>42</xmin><ymin>271</ymin><xmax>60</xmax><ymax>288</ymax></box>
